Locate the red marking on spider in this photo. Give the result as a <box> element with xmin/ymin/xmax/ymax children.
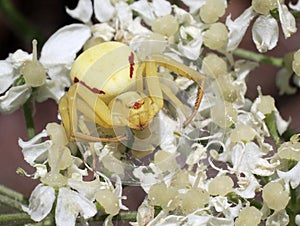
<box><xmin>128</xmin><ymin>52</ymin><xmax>135</xmax><ymax>79</ymax></box>
<box><xmin>74</xmin><ymin>77</ymin><xmax>106</xmax><ymax>94</ymax></box>
<box><xmin>133</xmin><ymin>101</ymin><xmax>142</xmax><ymax>109</ymax></box>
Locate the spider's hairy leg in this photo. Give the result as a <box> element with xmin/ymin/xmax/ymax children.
<box><xmin>148</xmin><ymin>55</ymin><xmax>205</xmax><ymax>127</ymax></box>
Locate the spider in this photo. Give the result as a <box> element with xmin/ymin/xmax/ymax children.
<box><xmin>58</xmin><ymin>41</ymin><xmax>205</xmax><ymax>143</ymax></box>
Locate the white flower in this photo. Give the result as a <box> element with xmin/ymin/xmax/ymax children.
<box><xmin>235</xmin><ymin>173</ymin><xmax>260</xmax><ymax>199</ymax></box>
<box><xmin>230</xmin><ymin>142</ymin><xmax>277</xmax><ymax>176</ymax></box>
<box><xmin>0</xmin><ymin>84</ymin><xmax>31</xmax><ymax>114</ymax></box>
<box><xmin>66</xmin><ymin>0</ymin><xmax>93</xmax><ymax>23</ymax></box>
<box><xmin>277</xmin><ymin>161</ymin><xmax>300</xmax><ymax>189</ymax></box>
<box><xmin>55</xmin><ymin>187</ymin><xmax>97</xmax><ymax>226</ymax></box>
<box><xmin>180</xmin><ymin>0</ymin><xmax>206</xmax><ymax>13</ymax></box>
<box><xmin>252</xmin><ymin>15</ymin><xmax>278</xmax><ymax>52</ymax></box>
<box><xmin>226</xmin><ymin>7</ymin><xmax>255</xmax><ymax>51</ymax></box>
<box><xmin>18</xmin><ymin>130</ymin><xmax>50</xmax><ymax>166</ymax></box>
<box><xmin>276</xmin><ymin>68</ymin><xmax>297</xmax><ymax>95</ymax></box>
<box><xmin>22</xmin><ymin>184</ymin><xmax>56</xmax><ymax>222</ymax></box>
<box><xmin>278</xmin><ymin>2</ymin><xmax>297</xmax><ymax>39</ymax></box>
<box><xmin>289</xmin><ymin>0</ymin><xmax>300</xmax><ymax>11</ymax></box>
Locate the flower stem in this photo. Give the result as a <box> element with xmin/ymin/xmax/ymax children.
<box><xmin>23</xmin><ymin>97</ymin><xmax>36</xmax><ymax>139</ymax></box>
<box><xmin>0</xmin><ymin>194</ymin><xmax>23</xmax><ymax>211</ymax></box>
<box><xmin>0</xmin><ymin>185</ymin><xmax>27</xmax><ymax>203</ymax></box>
<box><xmin>233</xmin><ymin>48</ymin><xmax>284</xmax><ymax>67</ymax></box>
<box><xmin>0</xmin><ymin>213</ymin><xmax>32</xmax><ymax>223</ymax></box>
<box><xmin>92</xmin><ymin>211</ymin><xmax>137</xmax><ymax>222</ymax></box>
<box><xmin>0</xmin><ymin>0</ymin><xmax>42</xmax><ymax>43</ymax></box>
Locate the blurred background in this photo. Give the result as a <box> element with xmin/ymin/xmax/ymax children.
<box><xmin>0</xmin><ymin>0</ymin><xmax>299</xmax><ymax>199</ymax></box>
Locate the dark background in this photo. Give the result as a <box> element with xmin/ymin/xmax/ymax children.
<box><xmin>0</xmin><ymin>0</ymin><xmax>299</xmax><ymax>200</ymax></box>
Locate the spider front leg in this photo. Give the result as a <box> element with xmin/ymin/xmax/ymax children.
<box><xmin>146</xmin><ymin>55</ymin><xmax>205</xmax><ymax>127</ymax></box>
<box><xmin>58</xmin><ymin>83</ymin><xmax>127</xmax><ymax>143</ymax></box>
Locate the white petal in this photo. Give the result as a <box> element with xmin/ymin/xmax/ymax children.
<box><xmin>180</xmin><ymin>0</ymin><xmax>206</xmax><ymax>13</ymax></box>
<box><xmin>278</xmin><ymin>2</ymin><xmax>297</xmax><ymax>39</ymax></box>
<box><xmin>6</xmin><ymin>49</ymin><xmax>31</xmax><ymax>68</ymax></box>
<box><xmin>35</xmin><ymin>79</ymin><xmax>67</xmax><ymax>103</ymax></box>
<box><xmin>276</xmin><ymin>68</ymin><xmax>297</xmax><ymax>95</ymax></box>
<box><xmin>55</xmin><ymin>188</ymin><xmax>97</xmax><ymax>226</ymax></box>
<box><xmin>226</xmin><ymin>7</ymin><xmax>255</xmax><ymax>51</ymax></box>
<box><xmin>66</xmin><ymin>0</ymin><xmax>93</xmax><ymax>23</ymax></box>
<box><xmin>115</xmin><ymin>1</ymin><xmax>133</xmax><ymax>29</ymax></box>
<box><xmin>23</xmin><ymin>184</ymin><xmax>55</xmax><ymax>222</ymax></box>
<box><xmin>289</xmin><ymin>1</ymin><xmax>300</xmax><ymax>11</ymax></box>
<box><xmin>152</xmin><ymin>0</ymin><xmax>171</xmax><ymax>17</ymax></box>
<box><xmin>131</xmin><ymin>0</ymin><xmax>155</xmax><ymax>25</ymax></box>
<box><xmin>274</xmin><ymin>110</ymin><xmax>290</xmax><ymax>135</ymax></box>
<box><xmin>92</xmin><ymin>23</ymin><xmax>115</xmax><ymax>41</ymax></box>
<box><xmin>19</xmin><ymin>132</ymin><xmax>51</xmax><ymax>165</ymax></box>
<box><xmin>128</xmin><ymin>17</ymin><xmax>152</xmax><ymax>35</ymax></box>
<box><xmin>40</xmin><ymin>24</ymin><xmax>91</xmax><ymax>65</ymax></box>
<box><xmin>68</xmin><ymin>177</ymin><xmax>104</xmax><ymax>200</ymax></box>
<box><xmin>94</xmin><ymin>0</ymin><xmax>115</xmax><ymax>22</ymax></box>
<box><xmin>277</xmin><ymin>161</ymin><xmax>300</xmax><ymax>189</ymax></box>
<box><xmin>0</xmin><ymin>60</ymin><xmax>15</xmax><ymax>93</ymax></box>
<box><xmin>295</xmin><ymin>214</ymin><xmax>300</xmax><ymax>225</ymax></box>
<box><xmin>178</xmin><ymin>37</ymin><xmax>202</xmax><ymax>60</ymax></box>
<box><xmin>234</xmin><ymin>174</ymin><xmax>260</xmax><ymax>199</ymax></box>
<box><xmin>136</xmin><ymin>199</ymin><xmax>155</xmax><ymax>226</ymax></box>
<box><xmin>252</xmin><ymin>15</ymin><xmax>278</xmax><ymax>52</ymax></box>
<box><xmin>0</xmin><ymin>84</ymin><xmax>31</xmax><ymax>114</ymax></box>
<box><xmin>22</xmin><ymin>143</ymin><xmax>49</xmax><ymax>166</ymax></box>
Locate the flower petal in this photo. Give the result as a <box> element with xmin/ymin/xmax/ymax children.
<box><xmin>0</xmin><ymin>60</ymin><xmax>14</xmax><ymax>94</ymax></box>
<box><xmin>23</xmin><ymin>184</ymin><xmax>55</xmax><ymax>222</ymax></box>
<box><xmin>92</xmin><ymin>23</ymin><xmax>115</xmax><ymax>41</ymax></box>
<box><xmin>131</xmin><ymin>0</ymin><xmax>155</xmax><ymax>25</ymax></box>
<box><xmin>226</xmin><ymin>7</ymin><xmax>255</xmax><ymax>51</ymax></box>
<box><xmin>277</xmin><ymin>161</ymin><xmax>300</xmax><ymax>189</ymax></box>
<box><xmin>289</xmin><ymin>0</ymin><xmax>300</xmax><ymax>11</ymax></box>
<box><xmin>252</xmin><ymin>15</ymin><xmax>278</xmax><ymax>52</ymax></box>
<box><xmin>55</xmin><ymin>188</ymin><xmax>97</xmax><ymax>226</ymax></box>
<box><xmin>0</xmin><ymin>84</ymin><xmax>31</xmax><ymax>114</ymax></box>
<box><xmin>115</xmin><ymin>1</ymin><xmax>133</xmax><ymax>29</ymax></box>
<box><xmin>278</xmin><ymin>2</ymin><xmax>297</xmax><ymax>39</ymax></box>
<box><xmin>66</xmin><ymin>0</ymin><xmax>93</xmax><ymax>23</ymax></box>
<box><xmin>152</xmin><ymin>0</ymin><xmax>171</xmax><ymax>17</ymax></box>
<box><xmin>40</xmin><ymin>24</ymin><xmax>91</xmax><ymax>65</ymax></box>
<box><xmin>6</xmin><ymin>49</ymin><xmax>31</xmax><ymax>68</ymax></box>
<box><xmin>18</xmin><ymin>130</ymin><xmax>51</xmax><ymax>165</ymax></box>
<box><xmin>180</xmin><ymin>0</ymin><xmax>206</xmax><ymax>13</ymax></box>
<box><xmin>276</xmin><ymin>68</ymin><xmax>297</xmax><ymax>95</ymax></box>
<box><xmin>94</xmin><ymin>0</ymin><xmax>115</xmax><ymax>22</ymax></box>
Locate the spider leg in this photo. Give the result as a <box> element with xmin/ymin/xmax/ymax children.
<box><xmin>147</xmin><ymin>55</ymin><xmax>205</xmax><ymax>127</ymax></box>
<box><xmin>144</xmin><ymin>61</ymin><xmax>164</xmax><ymax>112</ymax></box>
<box><xmin>59</xmin><ymin>83</ymin><xmax>128</xmax><ymax>142</ymax></box>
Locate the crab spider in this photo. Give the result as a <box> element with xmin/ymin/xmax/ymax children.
<box><xmin>58</xmin><ymin>41</ymin><xmax>205</xmax><ymax>143</ymax></box>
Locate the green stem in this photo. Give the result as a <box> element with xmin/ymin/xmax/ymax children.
<box><xmin>0</xmin><ymin>194</ymin><xmax>23</xmax><ymax>211</ymax></box>
<box><xmin>0</xmin><ymin>0</ymin><xmax>41</xmax><ymax>42</ymax></box>
<box><xmin>23</xmin><ymin>97</ymin><xmax>36</xmax><ymax>139</ymax></box>
<box><xmin>0</xmin><ymin>185</ymin><xmax>27</xmax><ymax>203</ymax></box>
<box><xmin>0</xmin><ymin>213</ymin><xmax>32</xmax><ymax>223</ymax></box>
<box><xmin>91</xmin><ymin>211</ymin><xmax>137</xmax><ymax>222</ymax></box>
<box><xmin>234</xmin><ymin>48</ymin><xmax>284</xmax><ymax>67</ymax></box>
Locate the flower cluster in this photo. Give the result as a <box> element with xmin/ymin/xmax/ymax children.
<box><xmin>1</xmin><ymin>0</ymin><xmax>300</xmax><ymax>225</ymax></box>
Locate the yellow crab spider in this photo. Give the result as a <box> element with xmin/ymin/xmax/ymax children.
<box><xmin>58</xmin><ymin>41</ymin><xmax>205</xmax><ymax>143</ymax></box>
